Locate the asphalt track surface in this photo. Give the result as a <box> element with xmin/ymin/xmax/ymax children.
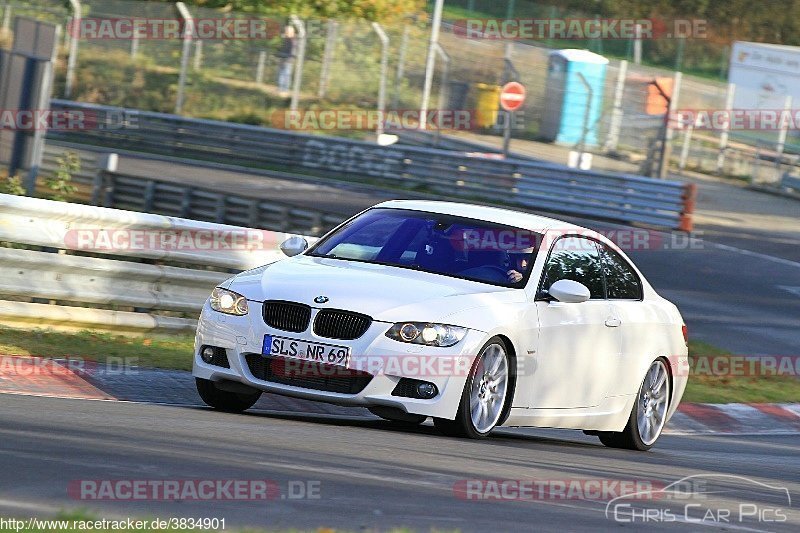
<box><xmin>1</xmin><ymin>394</ymin><xmax>799</xmax><ymax>531</ymax></box>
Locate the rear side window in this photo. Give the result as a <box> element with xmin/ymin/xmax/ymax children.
<box><xmin>540</xmin><ymin>236</ymin><xmax>605</xmax><ymax>299</ymax></box>
<box><xmin>599</xmin><ymin>244</ymin><xmax>643</xmax><ymax>300</ymax></box>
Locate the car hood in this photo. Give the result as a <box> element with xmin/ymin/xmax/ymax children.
<box><xmin>226</xmin><ymin>255</ymin><xmax>524</xmax><ymax>325</ymax></box>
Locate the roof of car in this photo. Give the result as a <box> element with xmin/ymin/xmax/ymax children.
<box><xmin>374</xmin><ymin>200</ymin><xmax>584</xmax><ymax>234</ymax></box>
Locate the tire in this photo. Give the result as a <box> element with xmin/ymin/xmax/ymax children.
<box><xmin>368</xmin><ymin>406</ymin><xmax>427</xmax><ymax>426</ymax></box>
<box><xmin>598</xmin><ymin>358</ymin><xmax>671</xmax><ymax>451</ymax></box>
<box><xmin>196</xmin><ymin>378</ymin><xmax>262</xmax><ymax>413</ymax></box>
<box><xmin>433</xmin><ymin>337</ymin><xmax>511</xmax><ymax>439</ymax></box>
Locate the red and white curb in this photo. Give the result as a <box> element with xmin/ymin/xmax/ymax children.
<box><xmin>668</xmin><ymin>403</ymin><xmax>800</xmax><ymax>435</ymax></box>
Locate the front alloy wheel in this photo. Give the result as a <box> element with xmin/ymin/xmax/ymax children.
<box><xmin>598</xmin><ymin>358</ymin><xmax>670</xmax><ymax>451</ymax></box>
<box><xmin>434</xmin><ymin>337</ymin><xmax>510</xmax><ymax>438</ymax></box>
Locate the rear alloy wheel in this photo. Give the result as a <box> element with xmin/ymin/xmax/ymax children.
<box><xmin>368</xmin><ymin>406</ymin><xmax>427</xmax><ymax>426</ymax></box>
<box><xmin>196</xmin><ymin>378</ymin><xmax>262</xmax><ymax>413</ymax></box>
<box><xmin>598</xmin><ymin>359</ymin><xmax>670</xmax><ymax>451</ymax></box>
<box><xmin>434</xmin><ymin>337</ymin><xmax>510</xmax><ymax>439</ymax></box>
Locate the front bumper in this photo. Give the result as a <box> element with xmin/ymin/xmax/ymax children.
<box><xmin>192</xmin><ymin>301</ymin><xmax>487</xmax><ymax>420</ymax></box>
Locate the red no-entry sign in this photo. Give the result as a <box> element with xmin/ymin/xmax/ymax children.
<box><xmin>499</xmin><ymin>82</ymin><xmax>526</xmax><ymax>112</ymax></box>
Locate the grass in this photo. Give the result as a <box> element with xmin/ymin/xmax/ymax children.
<box><xmin>684</xmin><ymin>341</ymin><xmax>800</xmax><ymax>403</ymax></box>
<box><xmin>0</xmin><ymin>326</ymin><xmax>195</xmax><ymax>371</ymax></box>
<box><xmin>0</xmin><ymin>326</ymin><xmax>798</xmax><ymax>403</ymax></box>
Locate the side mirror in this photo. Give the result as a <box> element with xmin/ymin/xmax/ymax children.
<box><xmin>280</xmin><ymin>236</ymin><xmax>309</xmax><ymax>257</ymax></box>
<box><xmin>548</xmin><ymin>279</ymin><xmax>591</xmax><ymax>303</ymax></box>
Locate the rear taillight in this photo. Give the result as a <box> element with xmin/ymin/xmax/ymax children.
<box><xmin>682</xmin><ymin>324</ymin><xmax>688</xmax><ymax>346</ymax></box>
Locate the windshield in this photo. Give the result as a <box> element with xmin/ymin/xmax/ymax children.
<box><xmin>308</xmin><ymin>208</ymin><xmax>542</xmax><ymax>288</ymax></box>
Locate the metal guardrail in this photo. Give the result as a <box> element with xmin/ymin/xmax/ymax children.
<box><xmin>0</xmin><ymin>193</ymin><xmax>315</xmax><ymax>332</ymax></box>
<box><xmin>48</xmin><ymin>100</ymin><xmax>696</xmax><ymax>231</ymax></box>
<box><xmin>37</xmin><ymin>143</ymin><xmax>344</xmax><ymax>236</ymax></box>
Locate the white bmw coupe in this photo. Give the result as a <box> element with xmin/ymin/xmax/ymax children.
<box><xmin>194</xmin><ymin>200</ymin><xmax>688</xmax><ymax>450</ymax></box>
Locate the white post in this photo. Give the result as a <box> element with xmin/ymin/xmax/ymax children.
<box><xmin>130</xmin><ymin>31</ymin><xmax>139</xmax><ymax>58</ymax></box>
<box><xmin>775</xmin><ymin>94</ymin><xmax>792</xmax><ymax>183</ymax></box>
<box><xmin>678</xmin><ymin>117</ymin><xmax>695</xmax><ymax>170</ymax></box>
<box><xmin>658</xmin><ymin>71</ymin><xmax>682</xmax><ymax>179</ymax></box>
<box><xmin>633</xmin><ymin>24</ymin><xmax>642</xmax><ymax>64</ymax></box>
<box><xmin>604</xmin><ymin>59</ymin><xmax>627</xmax><ymax>152</ymax></box>
<box><xmin>318</xmin><ymin>20</ymin><xmax>338</xmax><ymax>98</ymax></box>
<box><xmin>289</xmin><ymin>15</ymin><xmax>307</xmax><ymax>112</ymax></box>
<box><xmin>64</xmin><ymin>0</ymin><xmax>81</xmax><ymax>98</ymax></box>
<box><xmin>420</xmin><ymin>0</ymin><xmax>444</xmax><ymax>130</ymax></box>
<box><xmin>255</xmin><ymin>50</ymin><xmax>266</xmax><ymax>84</ymax></box>
<box><xmin>372</xmin><ymin>22</ymin><xmax>389</xmax><ymax>137</ymax></box>
<box><xmin>2</xmin><ymin>4</ymin><xmax>12</xmax><ymax>32</ymax></box>
<box><xmin>715</xmin><ymin>83</ymin><xmax>736</xmax><ymax>174</ymax></box>
<box><xmin>193</xmin><ymin>40</ymin><xmax>202</xmax><ymax>70</ymax></box>
<box><xmin>175</xmin><ymin>2</ymin><xmax>193</xmax><ymax>114</ymax></box>
<box><xmin>392</xmin><ymin>24</ymin><xmax>410</xmax><ymax>109</ymax></box>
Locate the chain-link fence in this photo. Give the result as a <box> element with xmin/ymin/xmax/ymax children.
<box><xmin>2</xmin><ymin>0</ymin><xmax>800</xmax><ymax>185</ymax></box>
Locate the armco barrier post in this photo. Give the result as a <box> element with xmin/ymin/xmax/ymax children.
<box><xmin>91</xmin><ymin>153</ymin><xmax>118</xmax><ymax>205</ymax></box>
<box><xmin>678</xmin><ymin>183</ymin><xmax>697</xmax><ymax>232</ymax></box>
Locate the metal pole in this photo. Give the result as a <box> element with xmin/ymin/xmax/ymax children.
<box><xmin>715</xmin><ymin>82</ymin><xmax>735</xmax><ymax>174</ymax></box>
<box><xmin>372</xmin><ymin>22</ymin><xmax>389</xmax><ymax>137</ymax></box>
<box><xmin>193</xmin><ymin>39</ymin><xmax>202</xmax><ymax>70</ymax></box>
<box><xmin>175</xmin><ymin>2</ymin><xmax>193</xmax><ymax>114</ymax></box>
<box><xmin>64</xmin><ymin>0</ymin><xmax>81</xmax><ymax>98</ymax></box>
<box><xmin>576</xmin><ymin>72</ymin><xmax>593</xmax><ymax>156</ymax></box>
<box><xmin>318</xmin><ymin>20</ymin><xmax>338</xmax><ymax>98</ymax></box>
<box><xmin>2</xmin><ymin>4</ymin><xmax>11</xmax><ymax>32</ymax></box>
<box><xmin>775</xmin><ymin>95</ymin><xmax>792</xmax><ymax>183</ymax></box>
<box><xmin>433</xmin><ymin>43</ymin><xmax>449</xmax><ymax>145</ymax></box>
<box><xmin>255</xmin><ymin>50</ymin><xmax>266</xmax><ymax>84</ymax></box>
<box><xmin>420</xmin><ymin>0</ymin><xmax>444</xmax><ymax>130</ymax></box>
<box><xmin>678</xmin><ymin>118</ymin><xmax>695</xmax><ymax>170</ymax></box>
<box><xmin>502</xmin><ymin>42</ymin><xmax>515</xmax><ymax>156</ymax></box>
<box><xmin>392</xmin><ymin>24</ymin><xmax>410</xmax><ymax>109</ymax></box>
<box><xmin>657</xmin><ymin>71</ymin><xmax>682</xmax><ymax>179</ymax></box>
<box><xmin>130</xmin><ymin>31</ymin><xmax>139</xmax><ymax>58</ymax></box>
<box><xmin>604</xmin><ymin>60</ymin><xmax>627</xmax><ymax>152</ymax></box>
<box><xmin>633</xmin><ymin>23</ymin><xmax>642</xmax><ymax>65</ymax></box>
<box><xmin>290</xmin><ymin>15</ymin><xmax>306</xmax><ymax>112</ymax></box>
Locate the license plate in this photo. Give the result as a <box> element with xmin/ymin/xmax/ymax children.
<box><xmin>262</xmin><ymin>335</ymin><xmax>350</xmax><ymax>367</ymax></box>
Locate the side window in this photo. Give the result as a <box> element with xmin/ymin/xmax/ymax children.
<box><xmin>599</xmin><ymin>244</ymin><xmax>643</xmax><ymax>300</ymax></box>
<box><xmin>540</xmin><ymin>237</ymin><xmax>605</xmax><ymax>299</ymax></box>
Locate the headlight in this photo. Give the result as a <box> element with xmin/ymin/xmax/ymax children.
<box><xmin>385</xmin><ymin>322</ymin><xmax>467</xmax><ymax>347</ymax></box>
<box><xmin>209</xmin><ymin>287</ymin><xmax>248</xmax><ymax>316</ymax></box>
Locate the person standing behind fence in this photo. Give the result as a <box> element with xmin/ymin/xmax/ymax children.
<box><xmin>277</xmin><ymin>24</ymin><xmax>297</xmax><ymax>97</ymax></box>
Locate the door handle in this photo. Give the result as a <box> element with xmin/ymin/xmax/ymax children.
<box><xmin>605</xmin><ymin>317</ymin><xmax>621</xmax><ymax>327</ymax></box>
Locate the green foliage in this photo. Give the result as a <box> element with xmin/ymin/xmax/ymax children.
<box><xmin>180</xmin><ymin>0</ymin><xmax>425</xmax><ymax>23</ymax></box>
<box><xmin>0</xmin><ymin>172</ymin><xmax>25</xmax><ymax>195</ymax></box>
<box><xmin>46</xmin><ymin>151</ymin><xmax>79</xmax><ymax>201</ymax></box>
